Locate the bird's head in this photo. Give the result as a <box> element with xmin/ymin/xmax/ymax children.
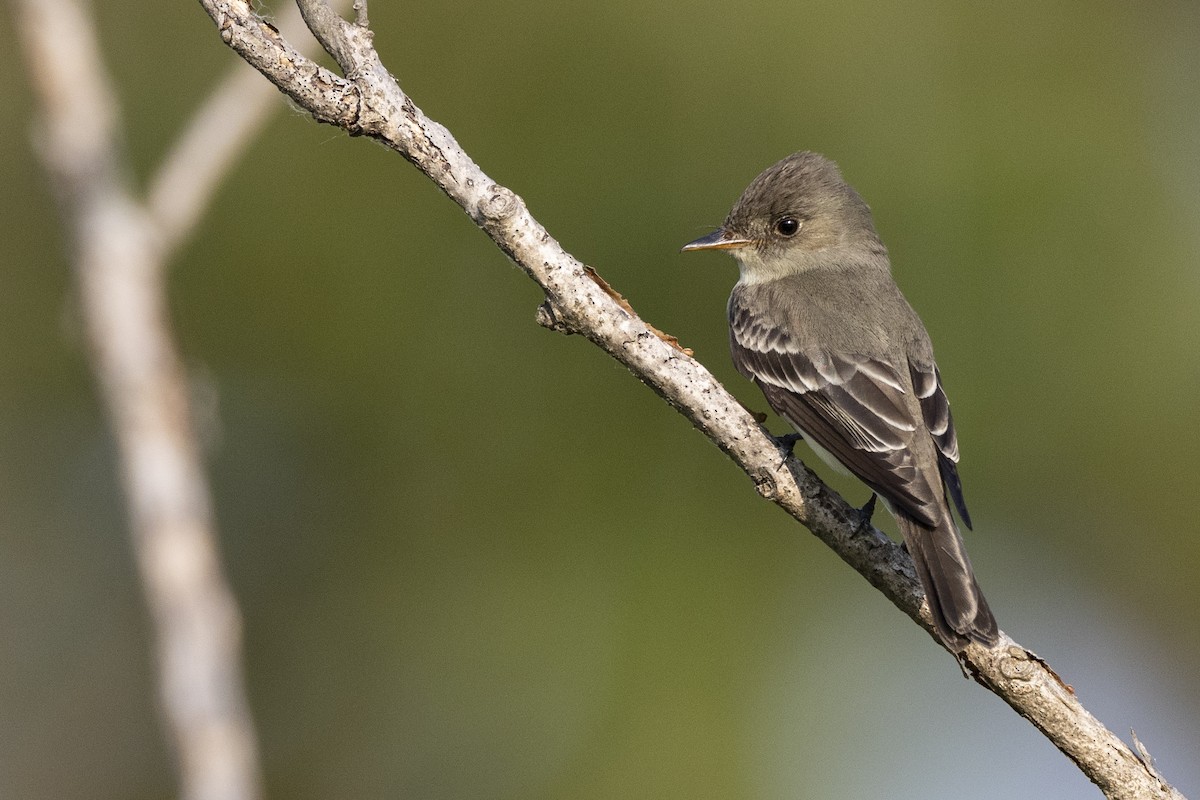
<box><xmin>682</xmin><ymin>151</ymin><xmax>882</xmax><ymax>283</ymax></box>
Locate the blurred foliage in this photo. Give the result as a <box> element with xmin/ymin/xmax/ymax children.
<box><xmin>1</xmin><ymin>1</ymin><xmax>1198</xmax><ymax>798</ymax></box>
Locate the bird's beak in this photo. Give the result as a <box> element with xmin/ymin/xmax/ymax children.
<box><xmin>680</xmin><ymin>228</ymin><xmax>753</xmax><ymax>253</ymax></box>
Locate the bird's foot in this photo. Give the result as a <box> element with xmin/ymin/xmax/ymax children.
<box><xmin>856</xmin><ymin>493</ymin><xmax>878</xmax><ymax>532</ymax></box>
<box><xmin>772</xmin><ymin>432</ymin><xmax>804</xmax><ymax>470</ymax></box>
<box><xmin>774</xmin><ymin>432</ymin><xmax>803</xmax><ymax>456</ymax></box>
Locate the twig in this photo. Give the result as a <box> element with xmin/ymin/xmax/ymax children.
<box><xmin>192</xmin><ymin>1</ymin><xmax>1186</xmax><ymax>798</ymax></box>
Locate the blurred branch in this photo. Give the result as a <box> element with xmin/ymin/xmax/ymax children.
<box><xmin>147</xmin><ymin>2</ymin><xmax>340</xmax><ymax>256</ymax></box>
<box><xmin>16</xmin><ymin>2</ymin><xmax>261</xmax><ymax>798</ymax></box>
<box><xmin>13</xmin><ymin>0</ymin><xmax>343</xmax><ymax>798</ymax></box>
<box><xmin>15</xmin><ymin>2</ymin><xmax>261</xmax><ymax>799</ymax></box>
<box><xmin>192</xmin><ymin>2</ymin><xmax>1186</xmax><ymax>799</ymax></box>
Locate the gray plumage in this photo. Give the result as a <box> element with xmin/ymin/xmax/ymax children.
<box><xmin>684</xmin><ymin>151</ymin><xmax>998</xmax><ymax>650</ymax></box>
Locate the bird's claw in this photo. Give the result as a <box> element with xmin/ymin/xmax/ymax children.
<box><xmin>772</xmin><ymin>432</ymin><xmax>804</xmax><ymax>470</ymax></box>
<box><xmin>856</xmin><ymin>493</ymin><xmax>878</xmax><ymax>532</ymax></box>
<box><xmin>774</xmin><ymin>432</ymin><xmax>803</xmax><ymax>456</ymax></box>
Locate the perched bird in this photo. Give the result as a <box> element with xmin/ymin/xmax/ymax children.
<box><xmin>682</xmin><ymin>152</ymin><xmax>998</xmax><ymax>650</ymax></box>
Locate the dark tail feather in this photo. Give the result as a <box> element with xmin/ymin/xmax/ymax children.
<box><xmin>898</xmin><ymin>513</ymin><xmax>998</xmax><ymax>650</ymax></box>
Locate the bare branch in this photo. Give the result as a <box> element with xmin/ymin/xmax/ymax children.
<box><xmin>200</xmin><ymin>1</ymin><xmax>358</xmax><ymax>128</ymax></box>
<box><xmin>147</xmin><ymin>1</ymin><xmax>351</xmax><ymax>256</ymax></box>
<box><xmin>295</xmin><ymin>0</ymin><xmax>362</xmax><ymax>76</ymax></box>
<box><xmin>190</xmin><ymin>2</ymin><xmax>1186</xmax><ymax>798</ymax></box>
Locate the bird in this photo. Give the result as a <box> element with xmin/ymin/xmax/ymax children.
<box><xmin>682</xmin><ymin>151</ymin><xmax>998</xmax><ymax>650</ymax></box>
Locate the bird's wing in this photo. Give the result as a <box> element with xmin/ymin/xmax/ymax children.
<box><xmin>909</xmin><ymin>360</ymin><xmax>971</xmax><ymax>528</ymax></box>
<box><xmin>730</xmin><ymin>301</ymin><xmax>945</xmax><ymax>527</ymax></box>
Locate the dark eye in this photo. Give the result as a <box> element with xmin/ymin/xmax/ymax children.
<box><xmin>775</xmin><ymin>217</ymin><xmax>801</xmax><ymax>237</ymax></box>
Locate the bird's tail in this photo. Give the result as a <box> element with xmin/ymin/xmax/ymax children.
<box><xmin>898</xmin><ymin>513</ymin><xmax>998</xmax><ymax>650</ymax></box>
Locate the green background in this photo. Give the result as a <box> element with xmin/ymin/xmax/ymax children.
<box><xmin>1</xmin><ymin>1</ymin><xmax>1198</xmax><ymax>798</ymax></box>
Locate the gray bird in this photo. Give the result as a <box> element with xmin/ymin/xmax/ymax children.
<box><xmin>682</xmin><ymin>151</ymin><xmax>998</xmax><ymax>650</ymax></box>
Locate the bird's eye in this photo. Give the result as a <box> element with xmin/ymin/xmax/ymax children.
<box><xmin>775</xmin><ymin>217</ymin><xmax>801</xmax><ymax>237</ymax></box>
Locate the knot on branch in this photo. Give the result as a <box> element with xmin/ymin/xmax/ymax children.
<box><xmin>481</xmin><ymin>185</ymin><xmax>520</xmax><ymax>222</ymax></box>
<box><xmin>753</xmin><ymin>470</ymin><xmax>781</xmax><ymax>501</ymax></box>
<box><xmin>536</xmin><ymin>300</ymin><xmax>574</xmax><ymax>335</ymax></box>
<box><xmin>997</xmin><ymin>646</ymin><xmax>1037</xmax><ymax>688</ymax></box>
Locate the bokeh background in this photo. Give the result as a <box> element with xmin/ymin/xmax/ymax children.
<box><xmin>2</xmin><ymin>1</ymin><xmax>1198</xmax><ymax>798</ymax></box>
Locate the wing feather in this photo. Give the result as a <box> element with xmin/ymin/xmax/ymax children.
<box><xmin>911</xmin><ymin>361</ymin><xmax>971</xmax><ymax>528</ymax></box>
<box><xmin>730</xmin><ymin>296</ymin><xmax>955</xmax><ymax>528</ymax></box>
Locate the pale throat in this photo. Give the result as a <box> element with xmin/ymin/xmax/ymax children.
<box><xmin>731</xmin><ymin>246</ymin><xmax>831</xmax><ymax>286</ymax></box>
<box><xmin>731</xmin><ymin>249</ymin><xmax>795</xmax><ymax>286</ymax></box>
